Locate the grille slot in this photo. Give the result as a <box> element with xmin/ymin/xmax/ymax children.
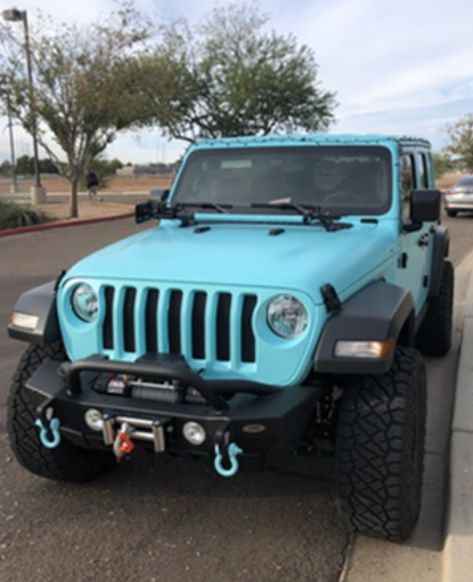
<box><xmin>192</xmin><ymin>292</ymin><xmax>207</xmax><ymax>359</ymax></box>
<box><xmin>216</xmin><ymin>293</ymin><xmax>232</xmax><ymax>361</ymax></box>
<box><xmin>241</xmin><ymin>295</ymin><xmax>257</xmax><ymax>362</ymax></box>
<box><xmin>168</xmin><ymin>290</ymin><xmax>183</xmax><ymax>355</ymax></box>
<box><xmin>123</xmin><ymin>288</ymin><xmax>137</xmax><ymax>352</ymax></box>
<box><xmin>145</xmin><ymin>289</ymin><xmax>159</xmax><ymax>353</ymax></box>
<box><xmin>103</xmin><ymin>286</ymin><xmax>115</xmax><ymax>349</ymax></box>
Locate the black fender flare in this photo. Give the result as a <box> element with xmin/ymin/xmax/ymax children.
<box><xmin>8</xmin><ymin>281</ymin><xmax>61</xmax><ymax>345</ymax></box>
<box><xmin>429</xmin><ymin>225</ymin><xmax>449</xmax><ymax>297</ymax></box>
<box><xmin>313</xmin><ymin>280</ymin><xmax>414</xmax><ymax>375</ymax></box>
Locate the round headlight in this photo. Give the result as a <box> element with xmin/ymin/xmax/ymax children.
<box><xmin>72</xmin><ymin>283</ymin><xmax>99</xmax><ymax>322</ymax></box>
<box><xmin>267</xmin><ymin>294</ymin><xmax>308</xmax><ymax>338</ymax></box>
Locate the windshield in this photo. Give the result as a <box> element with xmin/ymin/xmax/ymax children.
<box><xmin>456</xmin><ymin>176</ymin><xmax>473</xmax><ymax>188</ymax></box>
<box><xmin>172</xmin><ymin>146</ymin><xmax>392</xmax><ymax>215</ymax></box>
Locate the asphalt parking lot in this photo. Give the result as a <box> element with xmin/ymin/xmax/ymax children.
<box><xmin>1</xmin><ymin>213</ymin><xmax>472</xmax><ymax>582</ymax></box>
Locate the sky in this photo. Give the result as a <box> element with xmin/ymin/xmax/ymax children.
<box><xmin>0</xmin><ymin>0</ymin><xmax>472</xmax><ymax>164</ymax></box>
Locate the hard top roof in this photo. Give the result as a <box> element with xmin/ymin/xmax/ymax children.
<box><xmin>192</xmin><ymin>133</ymin><xmax>431</xmax><ymax>150</ymax></box>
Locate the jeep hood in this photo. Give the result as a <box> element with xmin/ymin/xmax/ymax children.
<box><xmin>66</xmin><ymin>221</ymin><xmax>397</xmax><ymax>304</ymax></box>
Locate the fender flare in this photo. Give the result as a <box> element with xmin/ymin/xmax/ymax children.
<box><xmin>313</xmin><ymin>280</ymin><xmax>414</xmax><ymax>375</ymax></box>
<box><xmin>429</xmin><ymin>225</ymin><xmax>449</xmax><ymax>297</ymax></box>
<box><xmin>8</xmin><ymin>281</ymin><xmax>61</xmax><ymax>345</ymax></box>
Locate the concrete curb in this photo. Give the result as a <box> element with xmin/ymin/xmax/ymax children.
<box><xmin>443</xmin><ymin>261</ymin><xmax>473</xmax><ymax>582</ymax></box>
<box><xmin>0</xmin><ymin>211</ymin><xmax>134</xmax><ymax>239</ymax></box>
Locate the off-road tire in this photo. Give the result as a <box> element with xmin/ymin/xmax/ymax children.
<box><xmin>445</xmin><ymin>209</ymin><xmax>458</xmax><ymax>217</ymax></box>
<box><xmin>335</xmin><ymin>346</ymin><xmax>426</xmax><ymax>541</ymax></box>
<box><xmin>7</xmin><ymin>342</ymin><xmax>114</xmax><ymax>482</ymax></box>
<box><xmin>415</xmin><ymin>260</ymin><xmax>453</xmax><ymax>357</ymax></box>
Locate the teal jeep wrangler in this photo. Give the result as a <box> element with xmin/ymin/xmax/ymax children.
<box><xmin>7</xmin><ymin>134</ymin><xmax>453</xmax><ymax>542</ymax></box>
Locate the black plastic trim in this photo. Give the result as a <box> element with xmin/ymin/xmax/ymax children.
<box><xmin>314</xmin><ymin>281</ymin><xmax>414</xmax><ymax>374</ymax></box>
<box><xmin>192</xmin><ymin>292</ymin><xmax>207</xmax><ymax>359</ymax></box>
<box><xmin>241</xmin><ymin>295</ymin><xmax>257</xmax><ymax>362</ymax></box>
<box><xmin>168</xmin><ymin>290</ymin><xmax>183</xmax><ymax>355</ymax></box>
<box><xmin>123</xmin><ymin>287</ymin><xmax>136</xmax><ymax>352</ymax></box>
<box><xmin>429</xmin><ymin>225</ymin><xmax>449</xmax><ymax>297</ymax></box>
<box><xmin>145</xmin><ymin>289</ymin><xmax>159</xmax><ymax>352</ymax></box>
<box><xmin>216</xmin><ymin>293</ymin><xmax>231</xmax><ymax>361</ymax></box>
<box><xmin>7</xmin><ymin>281</ymin><xmax>60</xmax><ymax>345</ymax></box>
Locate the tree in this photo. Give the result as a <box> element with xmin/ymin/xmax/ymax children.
<box><xmin>0</xmin><ymin>160</ymin><xmax>12</xmax><ymax>176</ymax></box>
<box><xmin>445</xmin><ymin>115</ymin><xmax>473</xmax><ymax>173</ymax></box>
<box><xmin>12</xmin><ymin>155</ymin><xmax>60</xmax><ymax>175</ymax></box>
<box><xmin>132</xmin><ymin>2</ymin><xmax>336</xmax><ymax>143</ymax></box>
<box><xmin>0</xmin><ymin>3</ymin><xmax>151</xmax><ymax>217</ymax></box>
<box><xmin>432</xmin><ymin>152</ymin><xmax>454</xmax><ymax>177</ymax></box>
<box><xmin>83</xmin><ymin>156</ymin><xmax>124</xmax><ymax>188</ymax></box>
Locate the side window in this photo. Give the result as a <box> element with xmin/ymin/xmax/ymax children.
<box><xmin>419</xmin><ymin>153</ymin><xmax>429</xmax><ymax>188</ymax></box>
<box><xmin>400</xmin><ymin>154</ymin><xmax>416</xmax><ymax>220</ymax></box>
<box><xmin>424</xmin><ymin>153</ymin><xmax>434</xmax><ymax>187</ymax></box>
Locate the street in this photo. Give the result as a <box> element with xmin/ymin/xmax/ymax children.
<box><xmin>1</xmin><ymin>214</ymin><xmax>472</xmax><ymax>582</ymax></box>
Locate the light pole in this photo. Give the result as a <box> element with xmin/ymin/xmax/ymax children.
<box><xmin>2</xmin><ymin>8</ymin><xmax>46</xmax><ymax>203</ymax></box>
<box><xmin>6</xmin><ymin>94</ymin><xmax>19</xmax><ymax>194</ymax></box>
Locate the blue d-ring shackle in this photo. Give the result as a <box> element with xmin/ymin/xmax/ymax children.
<box><xmin>213</xmin><ymin>442</ymin><xmax>243</xmax><ymax>477</ymax></box>
<box><xmin>35</xmin><ymin>417</ymin><xmax>62</xmax><ymax>449</ymax></box>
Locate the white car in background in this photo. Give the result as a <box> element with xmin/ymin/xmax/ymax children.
<box><xmin>444</xmin><ymin>175</ymin><xmax>473</xmax><ymax>217</ymax></box>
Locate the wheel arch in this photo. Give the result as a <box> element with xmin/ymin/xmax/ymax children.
<box><xmin>313</xmin><ymin>280</ymin><xmax>415</xmax><ymax>375</ymax></box>
<box><xmin>429</xmin><ymin>225</ymin><xmax>449</xmax><ymax>297</ymax></box>
<box><xmin>7</xmin><ymin>280</ymin><xmax>62</xmax><ymax>345</ymax></box>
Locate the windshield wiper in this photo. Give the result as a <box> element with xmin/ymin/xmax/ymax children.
<box><xmin>250</xmin><ymin>203</ymin><xmax>350</xmax><ymax>231</ymax></box>
<box><xmin>176</xmin><ymin>202</ymin><xmax>233</xmax><ymax>214</ymax></box>
<box><xmin>135</xmin><ymin>200</ymin><xmax>232</xmax><ymax>226</ymax></box>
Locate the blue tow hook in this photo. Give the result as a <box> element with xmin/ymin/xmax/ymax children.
<box><xmin>35</xmin><ymin>417</ymin><xmax>62</xmax><ymax>449</ymax></box>
<box><xmin>213</xmin><ymin>443</ymin><xmax>243</xmax><ymax>478</ymax></box>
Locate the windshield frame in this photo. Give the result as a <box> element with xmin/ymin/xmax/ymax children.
<box><xmin>170</xmin><ymin>145</ymin><xmax>393</xmax><ymax>217</ymax></box>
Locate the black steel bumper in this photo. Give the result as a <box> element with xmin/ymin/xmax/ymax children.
<box><xmin>26</xmin><ymin>354</ymin><xmax>323</xmax><ymax>470</ymax></box>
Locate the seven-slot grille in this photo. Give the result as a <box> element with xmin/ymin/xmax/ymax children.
<box><xmin>102</xmin><ymin>286</ymin><xmax>257</xmax><ymax>364</ymax></box>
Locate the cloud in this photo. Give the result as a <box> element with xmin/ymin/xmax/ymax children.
<box><xmin>0</xmin><ymin>0</ymin><xmax>472</xmax><ymax>160</ymax></box>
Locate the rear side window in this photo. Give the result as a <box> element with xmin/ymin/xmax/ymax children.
<box><xmin>418</xmin><ymin>153</ymin><xmax>429</xmax><ymax>188</ymax></box>
<box><xmin>400</xmin><ymin>154</ymin><xmax>416</xmax><ymax>220</ymax></box>
<box><xmin>401</xmin><ymin>154</ymin><xmax>416</xmax><ymax>197</ymax></box>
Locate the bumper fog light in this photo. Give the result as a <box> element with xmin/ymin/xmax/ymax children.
<box><xmin>335</xmin><ymin>338</ymin><xmax>395</xmax><ymax>359</ymax></box>
<box><xmin>84</xmin><ymin>409</ymin><xmax>104</xmax><ymax>431</ymax></box>
<box><xmin>11</xmin><ymin>311</ymin><xmax>39</xmax><ymax>330</ymax></box>
<box><xmin>183</xmin><ymin>421</ymin><xmax>206</xmax><ymax>446</ymax></box>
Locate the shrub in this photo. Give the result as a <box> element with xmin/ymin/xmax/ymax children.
<box><xmin>0</xmin><ymin>200</ymin><xmax>51</xmax><ymax>230</ymax></box>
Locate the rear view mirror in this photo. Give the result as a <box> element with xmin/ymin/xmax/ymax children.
<box><xmin>409</xmin><ymin>189</ymin><xmax>441</xmax><ymax>224</ymax></box>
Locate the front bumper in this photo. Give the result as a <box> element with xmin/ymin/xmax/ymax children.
<box><xmin>26</xmin><ymin>354</ymin><xmax>322</xmax><ymax>470</ymax></box>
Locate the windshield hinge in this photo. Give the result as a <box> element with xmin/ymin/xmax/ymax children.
<box><xmin>321</xmin><ymin>284</ymin><xmax>342</xmax><ymax>313</ymax></box>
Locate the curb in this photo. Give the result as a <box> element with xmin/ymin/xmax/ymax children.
<box><xmin>0</xmin><ymin>211</ymin><xmax>134</xmax><ymax>239</ymax></box>
<box><xmin>443</xmin><ymin>260</ymin><xmax>473</xmax><ymax>582</ymax></box>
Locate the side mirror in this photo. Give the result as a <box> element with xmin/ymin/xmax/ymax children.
<box><xmin>409</xmin><ymin>189</ymin><xmax>441</xmax><ymax>224</ymax></box>
<box><xmin>135</xmin><ymin>200</ymin><xmax>155</xmax><ymax>224</ymax></box>
<box><xmin>149</xmin><ymin>188</ymin><xmax>170</xmax><ymax>203</ymax></box>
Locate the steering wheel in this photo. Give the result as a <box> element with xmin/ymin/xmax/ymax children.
<box><xmin>321</xmin><ymin>191</ymin><xmax>365</xmax><ymax>206</ymax></box>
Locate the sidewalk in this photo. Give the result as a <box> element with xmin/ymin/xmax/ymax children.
<box><xmin>443</xmin><ymin>258</ymin><xmax>473</xmax><ymax>581</ymax></box>
<box><xmin>344</xmin><ymin>250</ymin><xmax>473</xmax><ymax>582</ymax></box>
<box><xmin>0</xmin><ymin>193</ymin><xmax>137</xmax><ymax>238</ymax></box>
<box><xmin>35</xmin><ymin>197</ymin><xmax>135</xmax><ymax>222</ymax></box>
